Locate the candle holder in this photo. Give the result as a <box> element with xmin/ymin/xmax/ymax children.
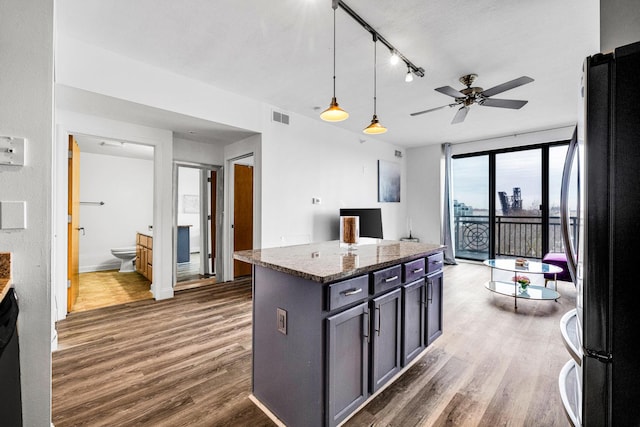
<box><xmin>340</xmin><ymin>216</ymin><xmax>359</xmax><ymax>251</ymax></box>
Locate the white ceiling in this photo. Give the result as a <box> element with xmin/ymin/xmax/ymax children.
<box><xmin>55</xmin><ymin>0</ymin><xmax>599</xmax><ymax>148</ymax></box>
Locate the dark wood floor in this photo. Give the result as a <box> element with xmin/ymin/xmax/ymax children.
<box><xmin>52</xmin><ymin>262</ymin><xmax>575</xmax><ymax>426</ymax></box>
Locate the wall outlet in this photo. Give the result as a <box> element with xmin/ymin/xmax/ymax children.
<box><xmin>277</xmin><ymin>308</ymin><xmax>287</xmax><ymax>335</ymax></box>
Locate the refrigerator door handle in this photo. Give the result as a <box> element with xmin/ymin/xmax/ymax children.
<box><xmin>585</xmin><ymin>347</ymin><xmax>613</xmax><ymax>363</ymax></box>
<box><xmin>560</xmin><ymin>126</ymin><xmax>579</xmax><ymax>283</ymax></box>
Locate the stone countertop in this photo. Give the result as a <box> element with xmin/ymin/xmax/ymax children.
<box><xmin>234</xmin><ymin>239</ymin><xmax>445</xmax><ymax>284</ymax></box>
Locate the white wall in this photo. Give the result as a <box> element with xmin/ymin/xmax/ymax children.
<box><xmin>79</xmin><ymin>152</ymin><xmax>153</xmax><ymax>271</ymax></box>
<box><xmin>406</xmin><ymin>144</ymin><xmax>443</xmax><ymax>245</ymax></box>
<box><xmin>0</xmin><ymin>0</ymin><xmax>53</xmax><ymax>424</ymax></box>
<box><xmin>173</xmin><ymin>137</ymin><xmax>225</xmax><ymax>166</ymax></box>
<box><xmin>259</xmin><ymin>108</ymin><xmax>407</xmax><ymax>249</ymax></box>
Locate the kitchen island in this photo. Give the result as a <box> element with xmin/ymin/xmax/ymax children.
<box><xmin>234</xmin><ymin>239</ymin><xmax>445</xmax><ymax>427</ymax></box>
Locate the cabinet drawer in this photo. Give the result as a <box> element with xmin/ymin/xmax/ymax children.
<box><xmin>371</xmin><ymin>265</ymin><xmax>402</xmax><ymax>295</ymax></box>
<box><xmin>426</xmin><ymin>252</ymin><xmax>444</xmax><ymax>275</ymax></box>
<box><xmin>327</xmin><ymin>275</ymin><xmax>368</xmax><ymax>311</ymax></box>
<box><xmin>403</xmin><ymin>258</ymin><xmax>425</xmax><ymax>283</ymax></box>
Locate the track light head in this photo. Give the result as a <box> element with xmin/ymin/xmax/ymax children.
<box><xmin>405</xmin><ymin>65</ymin><xmax>414</xmax><ymax>82</ymax></box>
<box><xmin>390</xmin><ymin>50</ymin><xmax>400</xmax><ymax>65</ymax></box>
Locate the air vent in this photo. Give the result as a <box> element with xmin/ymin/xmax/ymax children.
<box><xmin>272</xmin><ymin>110</ymin><xmax>290</xmax><ymax>125</ymax></box>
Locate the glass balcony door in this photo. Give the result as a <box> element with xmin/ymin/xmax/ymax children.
<box><xmin>452</xmin><ymin>141</ymin><xmax>575</xmax><ymax>262</ymax></box>
<box><xmin>495</xmin><ymin>149</ymin><xmax>542</xmax><ymax>258</ymax></box>
<box><xmin>452</xmin><ymin>155</ymin><xmax>489</xmax><ymax>261</ymax></box>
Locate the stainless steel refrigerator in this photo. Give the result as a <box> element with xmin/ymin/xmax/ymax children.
<box><xmin>559</xmin><ymin>40</ymin><xmax>640</xmax><ymax>426</ymax></box>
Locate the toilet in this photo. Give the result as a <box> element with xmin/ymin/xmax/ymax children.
<box><xmin>110</xmin><ymin>247</ymin><xmax>137</xmax><ymax>273</ymax></box>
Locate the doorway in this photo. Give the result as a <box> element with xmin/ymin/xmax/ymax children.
<box><xmin>174</xmin><ymin>163</ymin><xmax>223</xmax><ymax>288</ymax></box>
<box><xmin>67</xmin><ymin>134</ymin><xmax>154</xmax><ymax>313</ymax></box>
<box><xmin>232</xmin><ymin>156</ymin><xmax>254</xmax><ymax>278</ymax></box>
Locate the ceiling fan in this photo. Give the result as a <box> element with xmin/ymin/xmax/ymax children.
<box><xmin>410</xmin><ymin>74</ymin><xmax>534</xmax><ymax>124</ymax></box>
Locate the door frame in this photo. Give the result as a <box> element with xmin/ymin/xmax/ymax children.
<box><xmin>173</xmin><ymin>161</ymin><xmax>224</xmax><ymax>285</ymax></box>
<box><xmin>53</xmin><ymin>119</ymin><xmax>173</xmax><ymax>327</ymax></box>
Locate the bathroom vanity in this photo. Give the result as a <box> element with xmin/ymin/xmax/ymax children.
<box><xmin>135</xmin><ymin>232</ymin><xmax>153</xmax><ymax>281</ymax></box>
<box><xmin>234</xmin><ymin>240</ymin><xmax>445</xmax><ymax>427</ymax></box>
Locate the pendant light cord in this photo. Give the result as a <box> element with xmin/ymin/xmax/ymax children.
<box><xmin>332</xmin><ymin>8</ymin><xmax>336</xmax><ymax>97</ymax></box>
<box><xmin>373</xmin><ymin>35</ymin><xmax>377</xmax><ymax>115</ymax></box>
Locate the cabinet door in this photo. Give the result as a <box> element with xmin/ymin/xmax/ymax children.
<box><xmin>327</xmin><ymin>302</ymin><xmax>369</xmax><ymax>427</ymax></box>
<box><xmin>402</xmin><ymin>278</ymin><xmax>426</xmax><ymax>366</ymax></box>
<box><xmin>370</xmin><ymin>288</ymin><xmax>402</xmax><ymax>393</ymax></box>
<box><xmin>426</xmin><ymin>271</ymin><xmax>443</xmax><ymax>345</ymax></box>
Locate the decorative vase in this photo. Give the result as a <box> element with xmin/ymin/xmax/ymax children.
<box><xmin>340</xmin><ymin>216</ymin><xmax>359</xmax><ymax>251</ymax></box>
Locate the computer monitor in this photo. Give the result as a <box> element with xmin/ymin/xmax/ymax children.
<box><xmin>339</xmin><ymin>208</ymin><xmax>383</xmax><ymax>239</ymax></box>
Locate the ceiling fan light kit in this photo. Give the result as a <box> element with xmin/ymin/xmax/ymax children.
<box><xmin>410</xmin><ymin>74</ymin><xmax>534</xmax><ymax>124</ymax></box>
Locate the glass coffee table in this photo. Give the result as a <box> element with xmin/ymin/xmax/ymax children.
<box><xmin>483</xmin><ymin>258</ymin><xmax>562</xmax><ymax>310</ymax></box>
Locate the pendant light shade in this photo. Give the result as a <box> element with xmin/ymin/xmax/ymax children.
<box><xmin>363</xmin><ymin>115</ymin><xmax>387</xmax><ymax>134</ymax></box>
<box><xmin>320</xmin><ymin>97</ymin><xmax>349</xmax><ymax>121</ymax></box>
<box><xmin>321</xmin><ymin>6</ymin><xmax>349</xmax><ymax>122</ymax></box>
<box><xmin>363</xmin><ymin>36</ymin><xmax>387</xmax><ymax>134</ymax></box>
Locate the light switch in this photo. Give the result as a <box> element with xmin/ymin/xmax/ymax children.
<box><xmin>0</xmin><ymin>201</ymin><xmax>26</xmax><ymax>229</ymax></box>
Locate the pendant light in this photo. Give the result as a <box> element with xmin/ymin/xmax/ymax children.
<box><xmin>320</xmin><ymin>4</ymin><xmax>349</xmax><ymax>122</ymax></box>
<box><xmin>363</xmin><ymin>35</ymin><xmax>387</xmax><ymax>134</ymax></box>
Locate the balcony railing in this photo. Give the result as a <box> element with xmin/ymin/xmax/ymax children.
<box><xmin>454</xmin><ymin>215</ymin><xmax>578</xmax><ymax>260</ymax></box>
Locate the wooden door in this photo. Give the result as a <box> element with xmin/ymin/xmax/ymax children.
<box><xmin>67</xmin><ymin>135</ymin><xmax>80</xmax><ymax>312</ymax></box>
<box><xmin>233</xmin><ymin>164</ymin><xmax>253</xmax><ymax>277</ymax></box>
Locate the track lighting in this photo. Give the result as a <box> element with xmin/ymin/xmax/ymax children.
<box><xmin>320</xmin><ymin>3</ymin><xmax>349</xmax><ymax>122</ymax></box>
<box><xmin>390</xmin><ymin>50</ymin><xmax>399</xmax><ymax>65</ymax></box>
<box><xmin>364</xmin><ymin>36</ymin><xmax>387</xmax><ymax>135</ymax></box>
<box><xmin>405</xmin><ymin>64</ymin><xmax>414</xmax><ymax>82</ymax></box>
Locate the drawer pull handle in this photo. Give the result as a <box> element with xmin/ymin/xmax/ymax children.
<box><xmin>384</xmin><ymin>275</ymin><xmax>399</xmax><ymax>283</ymax></box>
<box><xmin>412</xmin><ymin>267</ymin><xmax>424</xmax><ymax>274</ymax></box>
<box><xmin>431</xmin><ymin>260</ymin><xmax>443</xmax><ymax>265</ymax></box>
<box><xmin>342</xmin><ymin>288</ymin><xmax>362</xmax><ymax>296</ymax></box>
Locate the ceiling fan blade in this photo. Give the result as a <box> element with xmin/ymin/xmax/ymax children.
<box><xmin>481</xmin><ymin>76</ymin><xmax>534</xmax><ymax>98</ymax></box>
<box><xmin>451</xmin><ymin>106</ymin><xmax>469</xmax><ymax>124</ymax></box>
<box><xmin>435</xmin><ymin>86</ymin><xmax>466</xmax><ymax>98</ymax></box>
<box><xmin>410</xmin><ymin>103</ymin><xmax>457</xmax><ymax>116</ymax></box>
<box><xmin>480</xmin><ymin>98</ymin><xmax>528</xmax><ymax>109</ymax></box>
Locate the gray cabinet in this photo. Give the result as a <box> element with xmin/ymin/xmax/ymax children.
<box><xmin>402</xmin><ymin>278</ymin><xmax>426</xmax><ymax>365</ymax></box>
<box><xmin>426</xmin><ymin>270</ymin><xmax>443</xmax><ymax>345</ymax></box>
<box><xmin>327</xmin><ymin>302</ymin><xmax>369</xmax><ymax>427</ymax></box>
<box><xmin>370</xmin><ymin>288</ymin><xmax>402</xmax><ymax>393</ymax></box>
<box><xmin>251</xmin><ymin>249</ymin><xmax>444</xmax><ymax>427</ymax></box>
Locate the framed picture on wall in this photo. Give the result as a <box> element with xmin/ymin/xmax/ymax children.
<box><xmin>378</xmin><ymin>160</ymin><xmax>400</xmax><ymax>202</ymax></box>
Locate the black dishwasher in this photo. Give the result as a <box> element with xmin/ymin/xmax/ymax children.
<box><xmin>0</xmin><ymin>288</ymin><xmax>22</xmax><ymax>426</ymax></box>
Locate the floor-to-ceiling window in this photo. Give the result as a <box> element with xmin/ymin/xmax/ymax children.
<box><xmin>452</xmin><ymin>141</ymin><xmax>573</xmax><ymax>261</ymax></box>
